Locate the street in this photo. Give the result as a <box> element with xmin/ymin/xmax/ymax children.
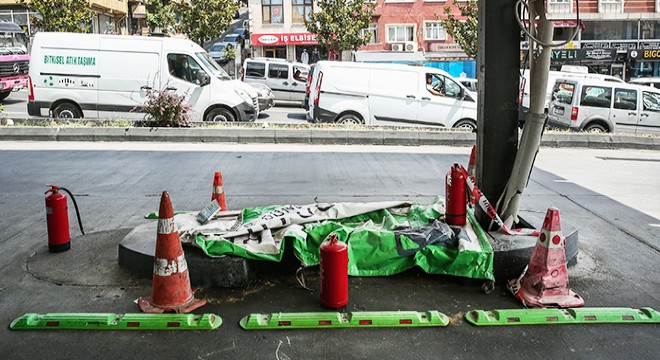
<box><xmin>0</xmin><ymin>142</ymin><xmax>658</xmax><ymax>359</ymax></box>
<box><xmin>2</xmin><ymin>90</ymin><xmax>309</xmax><ymax>125</ymax></box>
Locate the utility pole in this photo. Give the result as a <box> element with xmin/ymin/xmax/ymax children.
<box><xmin>475</xmin><ymin>0</ymin><xmax>520</xmax><ymax>229</ymax></box>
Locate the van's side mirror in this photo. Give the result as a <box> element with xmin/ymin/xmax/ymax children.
<box><xmin>197</xmin><ymin>71</ymin><xmax>211</xmax><ymax>86</ymax></box>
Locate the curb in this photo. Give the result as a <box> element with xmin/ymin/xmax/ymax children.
<box><xmin>0</xmin><ymin>126</ymin><xmax>658</xmax><ymax>149</ymax></box>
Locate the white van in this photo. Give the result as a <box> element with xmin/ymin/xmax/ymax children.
<box><xmin>27</xmin><ymin>32</ymin><xmax>259</xmax><ymax>122</ymax></box>
<box><xmin>307</xmin><ymin>61</ymin><xmax>478</xmax><ymax>130</ymax></box>
<box><xmin>241</xmin><ymin>58</ymin><xmax>309</xmax><ymax>104</ymax></box>
<box><xmin>547</xmin><ymin>78</ymin><xmax>660</xmax><ymax>134</ymax></box>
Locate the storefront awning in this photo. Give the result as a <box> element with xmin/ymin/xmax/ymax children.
<box><xmin>132</xmin><ymin>4</ymin><xmax>146</xmax><ymax>19</ymax></box>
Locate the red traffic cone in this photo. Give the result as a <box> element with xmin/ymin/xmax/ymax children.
<box><xmin>211</xmin><ymin>172</ymin><xmax>228</xmax><ymax>211</ymax></box>
<box><xmin>467</xmin><ymin>145</ymin><xmax>476</xmax><ymax>205</ymax></box>
<box><xmin>138</xmin><ymin>191</ymin><xmax>206</xmax><ymax>313</ymax></box>
<box><xmin>467</xmin><ymin>145</ymin><xmax>476</xmax><ymax>181</ymax></box>
<box><xmin>506</xmin><ymin>207</ymin><xmax>584</xmax><ymax>308</ymax></box>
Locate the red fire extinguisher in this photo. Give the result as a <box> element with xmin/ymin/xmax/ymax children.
<box><xmin>445</xmin><ymin>163</ymin><xmax>467</xmax><ymax>226</ymax></box>
<box><xmin>319</xmin><ymin>233</ymin><xmax>348</xmax><ymax>309</ymax></box>
<box><xmin>45</xmin><ymin>185</ymin><xmax>85</xmax><ymax>253</ymax></box>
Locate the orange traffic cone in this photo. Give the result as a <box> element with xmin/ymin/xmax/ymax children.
<box><xmin>211</xmin><ymin>172</ymin><xmax>228</xmax><ymax>211</ymax></box>
<box><xmin>138</xmin><ymin>191</ymin><xmax>206</xmax><ymax>313</ymax></box>
<box><xmin>507</xmin><ymin>207</ymin><xmax>583</xmax><ymax>308</ymax></box>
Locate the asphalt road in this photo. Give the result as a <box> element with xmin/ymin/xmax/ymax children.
<box><xmin>2</xmin><ymin>89</ymin><xmax>309</xmax><ymax>124</ymax></box>
<box><xmin>0</xmin><ymin>143</ymin><xmax>658</xmax><ymax>359</ymax></box>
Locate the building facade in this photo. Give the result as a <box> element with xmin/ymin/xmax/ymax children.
<box><xmin>247</xmin><ymin>0</ymin><xmax>470</xmax><ymax>64</ymax></box>
<box><xmin>0</xmin><ymin>0</ymin><xmax>129</xmax><ymax>35</ymax></box>
<box><xmin>543</xmin><ymin>0</ymin><xmax>660</xmax><ymax>80</ymax></box>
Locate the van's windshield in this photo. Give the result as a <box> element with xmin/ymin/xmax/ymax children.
<box><xmin>196</xmin><ymin>52</ymin><xmax>231</xmax><ymax>80</ymax></box>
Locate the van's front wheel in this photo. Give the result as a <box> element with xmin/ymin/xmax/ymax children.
<box><xmin>53</xmin><ymin>102</ymin><xmax>83</xmax><ymax>119</ymax></box>
<box><xmin>205</xmin><ymin>108</ymin><xmax>235</xmax><ymax>122</ymax></box>
<box><xmin>336</xmin><ymin>113</ymin><xmax>363</xmax><ymax>125</ymax></box>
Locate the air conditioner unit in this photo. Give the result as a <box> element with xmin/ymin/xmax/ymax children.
<box><xmin>404</xmin><ymin>42</ymin><xmax>417</xmax><ymax>52</ymax></box>
<box><xmin>391</xmin><ymin>43</ymin><xmax>403</xmax><ymax>51</ymax></box>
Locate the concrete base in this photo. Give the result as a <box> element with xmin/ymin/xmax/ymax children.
<box><xmin>490</xmin><ymin>212</ymin><xmax>579</xmax><ymax>283</ymax></box>
<box><xmin>118</xmin><ymin>211</ymin><xmax>579</xmax><ymax>288</ymax></box>
<box><xmin>118</xmin><ymin>222</ymin><xmax>251</xmax><ymax>288</ymax></box>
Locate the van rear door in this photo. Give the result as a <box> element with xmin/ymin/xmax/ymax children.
<box><xmin>369</xmin><ymin>68</ymin><xmax>418</xmax><ymax>126</ymax></box>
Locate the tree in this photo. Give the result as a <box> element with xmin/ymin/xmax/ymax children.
<box><xmin>19</xmin><ymin>0</ymin><xmax>93</xmax><ymax>33</ymax></box>
<box><xmin>305</xmin><ymin>0</ymin><xmax>376</xmax><ymax>57</ymax></box>
<box><xmin>437</xmin><ymin>0</ymin><xmax>477</xmax><ymax>59</ymax></box>
<box><xmin>143</xmin><ymin>0</ymin><xmax>176</xmax><ymax>33</ymax></box>
<box><xmin>173</xmin><ymin>0</ymin><xmax>238</xmax><ymax>46</ymax></box>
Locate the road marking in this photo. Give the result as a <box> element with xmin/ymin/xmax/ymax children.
<box><xmin>649</xmin><ymin>224</ymin><xmax>660</xmax><ymax>228</ymax></box>
<box><xmin>554</xmin><ymin>180</ymin><xmax>573</xmax><ymax>183</ymax></box>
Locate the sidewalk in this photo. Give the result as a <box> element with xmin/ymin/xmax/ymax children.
<box><xmin>1</xmin><ymin>125</ymin><xmax>659</xmax><ymax>149</ymax></box>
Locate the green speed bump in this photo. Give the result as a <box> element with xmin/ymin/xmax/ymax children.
<box><xmin>10</xmin><ymin>313</ymin><xmax>222</xmax><ymax>331</ymax></box>
<box><xmin>240</xmin><ymin>310</ymin><xmax>449</xmax><ymax>330</ymax></box>
<box><xmin>465</xmin><ymin>307</ymin><xmax>660</xmax><ymax>326</ymax></box>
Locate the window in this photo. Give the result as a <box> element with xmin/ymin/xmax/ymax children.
<box><xmin>268</xmin><ymin>63</ymin><xmax>289</xmax><ymax>79</ymax></box>
<box><xmin>613</xmin><ymin>89</ymin><xmax>637</xmax><ymax>110</ymax></box>
<box><xmin>361</xmin><ymin>23</ymin><xmax>378</xmax><ymax>44</ymax></box>
<box><xmin>600</xmin><ymin>0</ymin><xmax>621</xmax><ymax>3</ymax></box>
<box><xmin>262</xmin><ymin>0</ymin><xmax>283</xmax><ymax>24</ymax></box>
<box><xmin>582</xmin><ymin>21</ymin><xmax>637</xmax><ymax>40</ymax></box>
<box><xmin>425</xmin><ymin>74</ymin><xmax>462</xmax><ymax>98</ymax></box>
<box><xmin>167</xmin><ymin>53</ymin><xmax>202</xmax><ymax>84</ymax></box>
<box><xmin>552</xmin><ymin>82</ymin><xmax>575</xmax><ymax>104</ymax></box>
<box><xmin>386</xmin><ymin>25</ymin><xmax>415</xmax><ymax>43</ymax></box>
<box><xmin>643</xmin><ymin>91</ymin><xmax>660</xmax><ymax>112</ymax></box>
<box><xmin>292</xmin><ymin>0</ymin><xmax>313</xmax><ymax>23</ymax></box>
<box><xmin>245</xmin><ymin>61</ymin><xmax>266</xmax><ymax>78</ymax></box>
<box><xmin>293</xmin><ymin>65</ymin><xmax>307</xmax><ymax>82</ymax></box>
<box><xmin>424</xmin><ymin>22</ymin><xmax>446</xmax><ymax>41</ymax></box>
<box><xmin>549</xmin><ymin>0</ymin><xmax>570</xmax><ymax>2</ymax></box>
<box><xmin>580</xmin><ymin>86</ymin><xmax>611</xmax><ymax>108</ymax></box>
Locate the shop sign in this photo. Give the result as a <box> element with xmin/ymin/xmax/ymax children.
<box><xmin>639</xmin><ymin>41</ymin><xmax>660</xmax><ymax>50</ymax></box>
<box><xmin>251</xmin><ymin>33</ymin><xmax>318</xmax><ymax>46</ymax></box>
<box><xmin>550</xmin><ymin>49</ymin><xmax>616</xmax><ymax>62</ymax></box>
<box><xmin>581</xmin><ymin>41</ymin><xmax>610</xmax><ymax>49</ymax></box>
<box><xmin>610</xmin><ymin>41</ymin><xmax>638</xmax><ymax>51</ymax></box>
<box><xmin>628</xmin><ymin>49</ymin><xmax>660</xmax><ymax>61</ymax></box>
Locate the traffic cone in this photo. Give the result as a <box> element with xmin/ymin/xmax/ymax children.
<box><xmin>138</xmin><ymin>191</ymin><xmax>206</xmax><ymax>313</ymax></box>
<box><xmin>467</xmin><ymin>145</ymin><xmax>476</xmax><ymax>181</ymax></box>
<box><xmin>467</xmin><ymin>145</ymin><xmax>476</xmax><ymax>205</ymax></box>
<box><xmin>506</xmin><ymin>207</ymin><xmax>584</xmax><ymax>308</ymax></box>
<box><xmin>211</xmin><ymin>172</ymin><xmax>228</xmax><ymax>211</ymax></box>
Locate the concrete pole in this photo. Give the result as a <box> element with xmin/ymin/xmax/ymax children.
<box><xmin>498</xmin><ymin>2</ymin><xmax>554</xmax><ymax>227</ymax></box>
<box><xmin>475</xmin><ymin>0</ymin><xmax>521</xmax><ymax>229</ymax></box>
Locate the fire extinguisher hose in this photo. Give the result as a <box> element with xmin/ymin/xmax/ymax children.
<box><xmin>59</xmin><ymin>187</ymin><xmax>85</xmax><ymax>236</ymax></box>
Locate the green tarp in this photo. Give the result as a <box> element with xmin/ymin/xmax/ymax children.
<box><xmin>190</xmin><ymin>197</ymin><xmax>494</xmax><ymax>281</ymax></box>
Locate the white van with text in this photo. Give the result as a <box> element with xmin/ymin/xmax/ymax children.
<box><xmin>27</xmin><ymin>32</ymin><xmax>259</xmax><ymax>122</ymax></box>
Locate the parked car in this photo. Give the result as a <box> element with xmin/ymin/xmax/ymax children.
<box><xmin>249</xmin><ymin>83</ymin><xmax>275</xmax><ymax>111</ymax></box>
<box><xmin>208</xmin><ymin>42</ymin><xmax>228</xmax><ymax>62</ymax></box>
<box><xmin>629</xmin><ymin>77</ymin><xmax>660</xmax><ymax>89</ymax></box>
<box><xmin>547</xmin><ymin>78</ymin><xmax>660</xmax><ymax>134</ymax></box>
<box><xmin>307</xmin><ymin>61</ymin><xmax>477</xmax><ymax>130</ymax></box>
<box><xmin>518</xmin><ymin>67</ymin><xmax>624</xmax><ymax>124</ymax></box>
<box><xmin>459</xmin><ymin>78</ymin><xmax>477</xmax><ymax>92</ymax></box>
<box><xmin>231</xmin><ymin>28</ymin><xmax>247</xmax><ymax>37</ymax></box>
<box><xmin>241</xmin><ymin>58</ymin><xmax>309</xmax><ymax>105</ymax></box>
<box><xmin>223</xmin><ymin>34</ymin><xmax>242</xmax><ymax>44</ymax></box>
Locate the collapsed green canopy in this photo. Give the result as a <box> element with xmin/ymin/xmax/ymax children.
<box><xmin>186</xmin><ymin>197</ymin><xmax>494</xmax><ymax>281</ymax></box>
